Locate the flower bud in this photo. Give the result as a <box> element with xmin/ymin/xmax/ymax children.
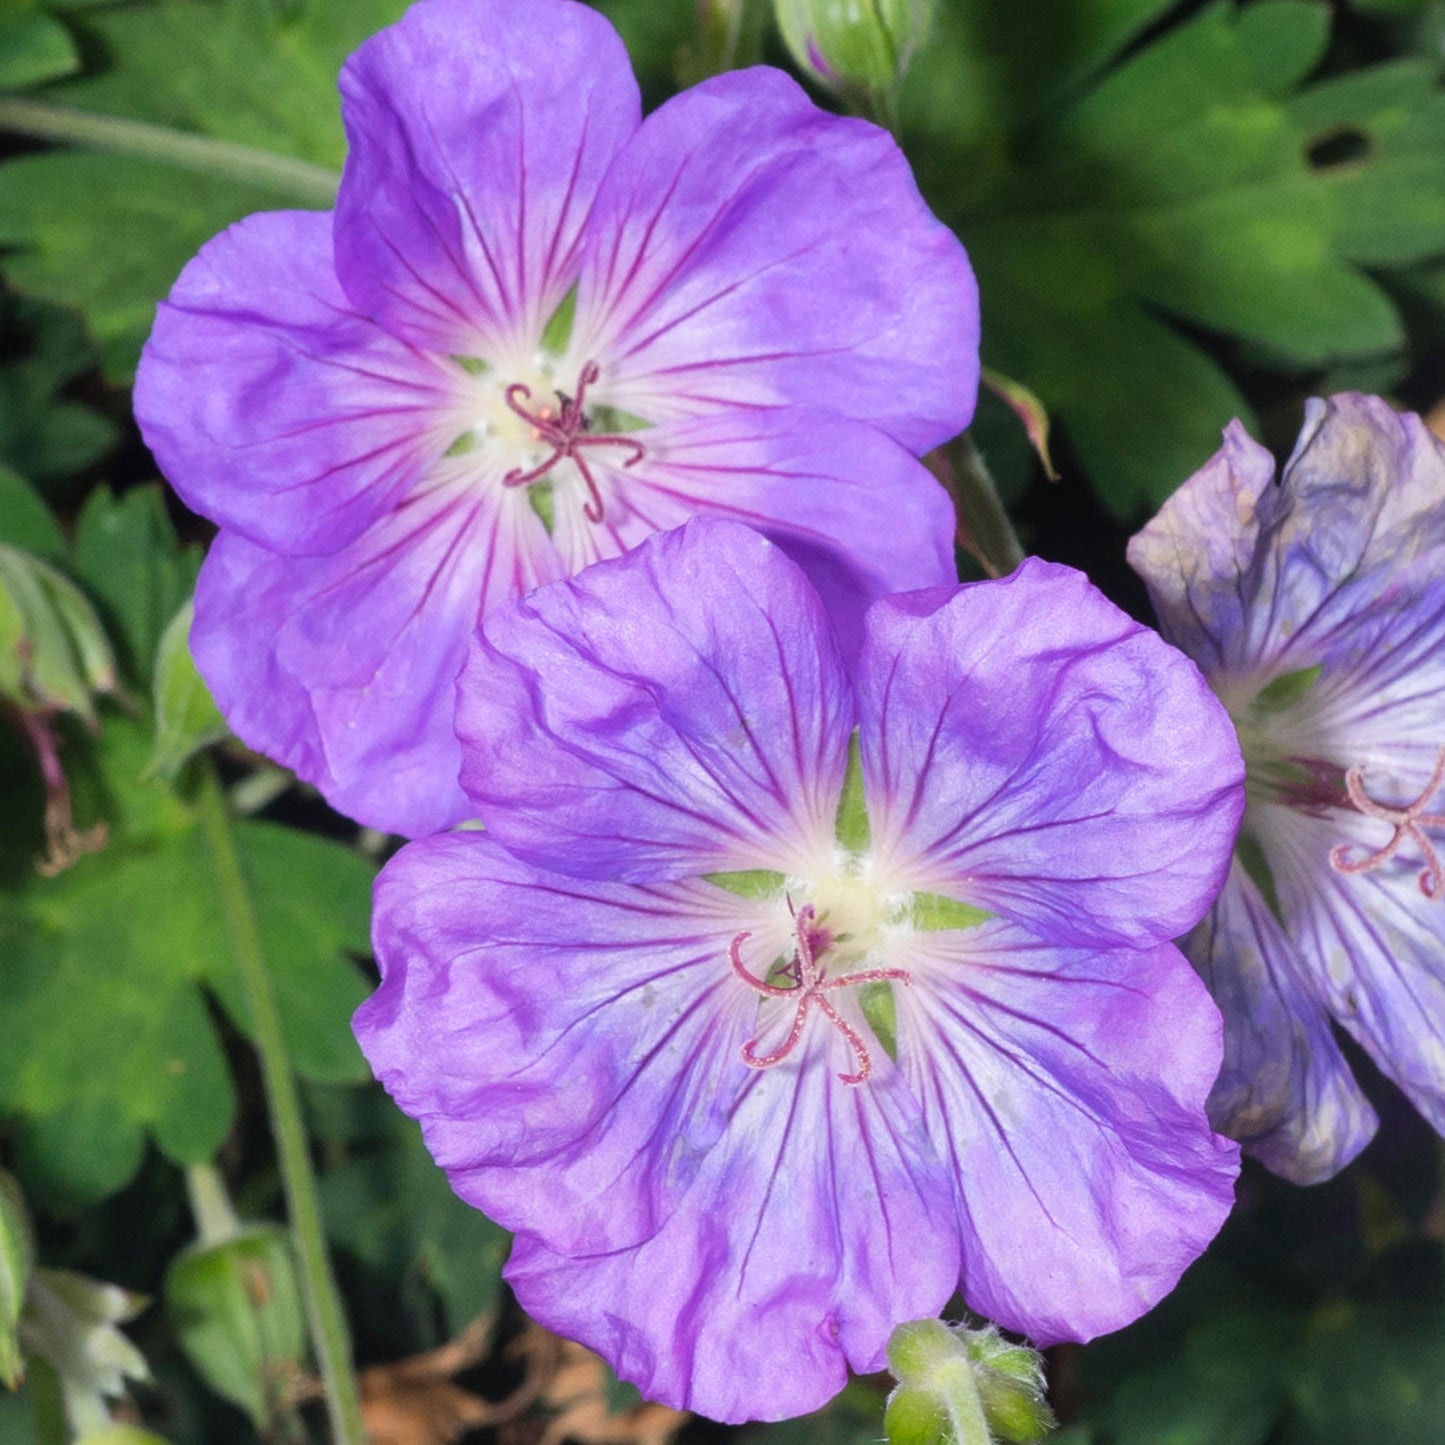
<box><xmin>885</xmin><ymin>1318</ymin><xmax>1056</xmax><ymax>1445</ymax></box>
<box><xmin>774</xmin><ymin>0</ymin><xmax>933</xmax><ymax>108</ymax></box>
<box><xmin>164</xmin><ymin>1224</ymin><xmax>307</xmax><ymax>1434</ymax></box>
<box><xmin>0</xmin><ymin>1169</ymin><xmax>34</xmax><ymax>1389</ymax></box>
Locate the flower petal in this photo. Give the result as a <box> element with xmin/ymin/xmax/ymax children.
<box><xmin>136</xmin><ymin>210</ymin><xmax>468</xmax><ymax>554</ymax></box>
<box><xmin>1269</xmin><ymin>803</ymin><xmax>1445</xmax><ymax>1142</ymax></box>
<box><xmin>858</xmin><ymin>558</ymin><xmax>1245</xmax><ymax>949</ymax></box>
<box><xmin>335</xmin><ymin>0</ymin><xmax>639</xmax><ymax>356</ymax></box>
<box><xmin>572</xmin><ymin>68</ymin><xmax>977</xmax><ymax>453</ymax></box>
<box><xmin>894</xmin><ymin>922</ymin><xmax>1239</xmax><ymax>1345</ymax></box>
<box><xmin>1183</xmin><ymin>859</ymin><xmax>1377</xmax><ymax>1185</ymax></box>
<box><xmin>193</xmin><ymin>464</ymin><xmax>558</xmax><ymax>837</ymax></box>
<box><xmin>357</xmin><ymin>832</ymin><xmax>761</xmax><ymax>1254</ymax></box>
<box><xmin>1131</xmin><ymin>395</ymin><xmax>1445</xmax><ymax>675</ymax></box>
<box><xmin>542</xmin><ymin>407</ymin><xmax>956</xmax><ymax>658</ymax></box>
<box><xmin>503</xmin><ymin>1029</ymin><xmax>958</xmax><ymax>1423</ymax></box>
<box><xmin>456</xmin><ymin>518</ymin><xmax>854</xmax><ymax>881</ymax></box>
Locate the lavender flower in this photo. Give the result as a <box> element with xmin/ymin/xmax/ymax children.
<box><xmin>1129</xmin><ymin>394</ymin><xmax>1445</xmax><ymax>1184</ymax></box>
<box><xmin>356</xmin><ymin>519</ymin><xmax>1243</xmax><ymax>1422</ymax></box>
<box><xmin>133</xmin><ymin>0</ymin><xmax>976</xmax><ymax>837</ymax></box>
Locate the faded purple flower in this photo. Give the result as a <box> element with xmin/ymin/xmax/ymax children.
<box><xmin>133</xmin><ymin>0</ymin><xmax>976</xmax><ymax>837</ymax></box>
<box><xmin>1129</xmin><ymin>394</ymin><xmax>1445</xmax><ymax>1184</ymax></box>
<box><xmin>356</xmin><ymin>519</ymin><xmax>1243</xmax><ymax>1422</ymax></box>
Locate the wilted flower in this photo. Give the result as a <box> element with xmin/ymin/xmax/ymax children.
<box><xmin>135</xmin><ymin>0</ymin><xmax>976</xmax><ymax>837</ymax></box>
<box><xmin>1129</xmin><ymin>394</ymin><xmax>1445</xmax><ymax>1183</ymax></box>
<box><xmin>356</xmin><ymin>519</ymin><xmax>1242</xmax><ymax>1422</ymax></box>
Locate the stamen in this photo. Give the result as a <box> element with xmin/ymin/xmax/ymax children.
<box><xmin>1330</xmin><ymin>744</ymin><xmax>1445</xmax><ymax>900</ymax></box>
<box><xmin>729</xmin><ymin>903</ymin><xmax>911</xmax><ymax>1086</ymax></box>
<box><xmin>499</xmin><ymin>361</ymin><xmax>646</xmax><ymax>523</ymax></box>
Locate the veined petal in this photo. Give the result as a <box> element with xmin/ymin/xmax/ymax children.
<box><xmin>858</xmin><ymin>559</ymin><xmax>1245</xmax><ymax>949</ymax></box>
<box><xmin>1182</xmin><ymin>858</ymin><xmax>1377</xmax><ymax>1185</ymax></box>
<box><xmin>894</xmin><ymin>923</ymin><xmax>1239</xmax><ymax>1345</ymax></box>
<box><xmin>544</xmin><ymin>408</ymin><xmax>956</xmax><ymax>659</ymax></box>
<box><xmin>193</xmin><ymin>465</ymin><xmax>559</xmax><ymax>838</ymax></box>
<box><xmin>1131</xmin><ymin>395</ymin><xmax>1445</xmax><ymax>676</ymax></box>
<box><xmin>358</xmin><ymin>833</ymin><xmax>760</xmax><ymax>1254</ymax></box>
<box><xmin>336</xmin><ymin>0</ymin><xmax>639</xmax><ymax>356</ymax></box>
<box><xmin>571</xmin><ymin>68</ymin><xmax>977</xmax><ymax>452</ymax></box>
<box><xmin>504</xmin><ymin>1024</ymin><xmax>958</xmax><ymax>1423</ymax></box>
<box><xmin>136</xmin><ymin>210</ymin><xmax>468</xmax><ymax>554</ymax></box>
<box><xmin>457</xmin><ymin>519</ymin><xmax>854</xmax><ymax>881</ymax></box>
<box><xmin>1268</xmin><ymin>803</ymin><xmax>1445</xmax><ymax>1139</ymax></box>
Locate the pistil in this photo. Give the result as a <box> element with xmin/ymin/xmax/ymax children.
<box><xmin>1330</xmin><ymin>744</ymin><xmax>1445</xmax><ymax>899</ymax></box>
<box><xmin>501</xmin><ymin>360</ymin><xmax>645</xmax><ymax>523</ymax></box>
<box><xmin>729</xmin><ymin>902</ymin><xmax>911</xmax><ymax>1086</ymax></box>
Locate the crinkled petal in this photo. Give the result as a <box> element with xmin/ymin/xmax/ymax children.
<box><xmin>1131</xmin><ymin>395</ymin><xmax>1445</xmax><ymax>674</ymax></box>
<box><xmin>571</xmin><ymin>68</ymin><xmax>977</xmax><ymax>452</ymax></box>
<box><xmin>894</xmin><ymin>922</ymin><xmax>1239</xmax><ymax>1345</ymax></box>
<box><xmin>456</xmin><ymin>518</ymin><xmax>853</xmax><ymax>881</ymax></box>
<box><xmin>336</xmin><ymin>0</ymin><xmax>639</xmax><ymax>356</ymax></box>
<box><xmin>1183</xmin><ymin>859</ymin><xmax>1377</xmax><ymax>1184</ymax></box>
<box><xmin>136</xmin><ymin>210</ymin><xmax>468</xmax><ymax>554</ymax></box>
<box><xmin>858</xmin><ymin>558</ymin><xmax>1245</xmax><ymax>949</ymax></box>
<box><xmin>542</xmin><ymin>408</ymin><xmax>956</xmax><ymax>658</ymax></box>
<box><xmin>357</xmin><ymin>833</ymin><xmax>767</xmax><ymax>1253</ymax></box>
<box><xmin>193</xmin><ymin>465</ymin><xmax>558</xmax><ymax>836</ymax></box>
<box><xmin>504</xmin><ymin>1023</ymin><xmax>958</xmax><ymax>1423</ymax></box>
<box><xmin>1268</xmin><ymin>803</ymin><xmax>1445</xmax><ymax>1140</ymax></box>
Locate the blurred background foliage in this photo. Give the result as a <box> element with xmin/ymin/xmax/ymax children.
<box><xmin>2</xmin><ymin>0</ymin><xmax>1445</xmax><ymax>1441</ymax></box>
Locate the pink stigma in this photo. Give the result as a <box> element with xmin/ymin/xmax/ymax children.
<box><xmin>729</xmin><ymin>902</ymin><xmax>911</xmax><ymax>1087</ymax></box>
<box><xmin>501</xmin><ymin>360</ymin><xmax>646</xmax><ymax>523</ymax></box>
<box><xmin>1330</xmin><ymin>744</ymin><xmax>1445</xmax><ymax>900</ymax></box>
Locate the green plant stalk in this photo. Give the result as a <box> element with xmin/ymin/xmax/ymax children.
<box><xmin>0</xmin><ymin>97</ymin><xmax>339</xmax><ymax>206</ymax></box>
<box><xmin>196</xmin><ymin>765</ymin><xmax>364</xmax><ymax>1445</ymax></box>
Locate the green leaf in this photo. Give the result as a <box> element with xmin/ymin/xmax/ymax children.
<box><xmin>928</xmin><ymin>2</ymin><xmax>1445</xmax><ymax>516</ymax></box>
<box><xmin>145</xmin><ymin>599</ymin><xmax>228</xmax><ymax>782</ymax></box>
<box><xmin>0</xmin><ymin>0</ymin><xmax>411</xmax><ymax>378</ymax></box>
<box><xmin>0</xmin><ymin>6</ymin><xmax>79</xmax><ymax>91</ymax></box>
<box><xmin>0</xmin><ymin>465</ymin><xmax>66</xmax><ymax>561</ymax></box>
<box><xmin>0</xmin><ymin>297</ymin><xmax>117</xmax><ymax>487</ymax></box>
<box><xmin>72</xmin><ymin>484</ymin><xmax>200</xmax><ymax>689</ymax></box>
<box><xmin>0</xmin><ymin>719</ymin><xmax>374</xmax><ymax>1204</ymax></box>
<box><xmin>0</xmin><ymin>1169</ymin><xmax>33</xmax><ymax>1390</ymax></box>
<box><xmin>320</xmin><ymin>1110</ymin><xmax>510</xmax><ymax>1337</ymax></box>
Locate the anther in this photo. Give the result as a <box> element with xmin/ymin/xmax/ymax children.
<box><xmin>1330</xmin><ymin>744</ymin><xmax>1445</xmax><ymax>900</ymax></box>
<box><xmin>729</xmin><ymin>903</ymin><xmax>911</xmax><ymax>1086</ymax></box>
<box><xmin>500</xmin><ymin>361</ymin><xmax>646</xmax><ymax>523</ymax></box>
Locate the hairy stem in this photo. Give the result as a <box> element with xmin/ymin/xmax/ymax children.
<box><xmin>0</xmin><ymin>98</ymin><xmax>339</xmax><ymax>205</ymax></box>
<box><xmin>196</xmin><ymin>765</ymin><xmax>364</xmax><ymax>1445</ymax></box>
<box><xmin>947</xmin><ymin>433</ymin><xmax>1026</xmax><ymax>578</ymax></box>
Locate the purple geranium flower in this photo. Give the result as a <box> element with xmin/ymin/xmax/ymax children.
<box><xmin>356</xmin><ymin>519</ymin><xmax>1243</xmax><ymax>1422</ymax></box>
<box><xmin>1129</xmin><ymin>394</ymin><xmax>1445</xmax><ymax>1184</ymax></box>
<box><xmin>133</xmin><ymin>0</ymin><xmax>976</xmax><ymax>837</ymax></box>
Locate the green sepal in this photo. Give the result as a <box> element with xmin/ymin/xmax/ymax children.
<box><xmin>540</xmin><ymin>284</ymin><xmax>579</xmax><ymax>356</ymax></box>
<box><xmin>590</xmin><ymin>405</ymin><xmax>651</xmax><ymax>433</ymax></box>
<box><xmin>1236</xmin><ymin>829</ymin><xmax>1285</xmax><ymax>926</ymax></box>
<box><xmin>909</xmin><ymin>893</ymin><xmax>993</xmax><ymax>932</ymax></box>
<box><xmin>858</xmin><ymin>981</ymin><xmax>900</xmax><ymax>1063</ymax></box>
<box><xmin>444</xmin><ymin>429</ymin><xmax>477</xmax><ymax>457</ymax></box>
<box><xmin>164</xmin><ymin>1225</ymin><xmax>307</xmax><ymax>1434</ymax></box>
<box><xmin>705</xmin><ymin>869</ymin><xmax>787</xmax><ymax>900</ymax></box>
<box><xmin>836</xmin><ymin>733</ymin><xmax>870</xmax><ymax>853</ymax></box>
<box><xmin>145</xmin><ymin>599</ymin><xmax>229</xmax><ymax>783</ymax></box>
<box><xmin>1252</xmin><ymin>664</ymin><xmax>1324</xmax><ymax>713</ymax></box>
<box><xmin>451</xmin><ymin>354</ymin><xmax>488</xmax><ymax>377</ymax></box>
<box><xmin>529</xmin><ymin>481</ymin><xmax>556</xmax><ymax>534</ymax></box>
<box><xmin>884</xmin><ymin>1384</ymin><xmax>950</xmax><ymax>1445</ymax></box>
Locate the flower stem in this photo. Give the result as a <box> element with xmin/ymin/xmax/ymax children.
<box><xmin>933</xmin><ymin>1356</ymin><xmax>995</xmax><ymax>1445</ymax></box>
<box><xmin>0</xmin><ymin>97</ymin><xmax>339</xmax><ymax>206</ymax></box>
<box><xmin>195</xmin><ymin>764</ymin><xmax>364</xmax><ymax>1445</ymax></box>
<box><xmin>934</xmin><ymin>434</ymin><xmax>1026</xmax><ymax>579</ymax></box>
